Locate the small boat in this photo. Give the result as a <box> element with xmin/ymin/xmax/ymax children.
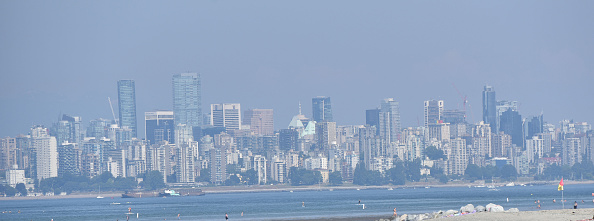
<box><xmin>505</xmin><ymin>182</ymin><xmax>515</xmax><ymax>187</ymax></box>
<box><xmin>110</xmin><ymin>202</ymin><xmax>121</xmax><ymax>205</ymax></box>
<box><xmin>97</xmin><ymin>185</ymin><xmax>104</xmax><ymax>198</ymax></box>
<box><xmin>387</xmin><ymin>188</ymin><xmax>394</xmax><ymax>190</ymax></box>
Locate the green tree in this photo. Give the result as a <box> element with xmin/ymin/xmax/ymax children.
<box><xmin>225</xmin><ymin>174</ymin><xmax>241</xmax><ymax>186</ymax></box>
<box><xmin>2</xmin><ymin>185</ymin><xmax>17</xmax><ymax>197</ymax></box>
<box><xmin>353</xmin><ymin>163</ymin><xmax>386</xmax><ymax>185</ymax></box>
<box><xmin>15</xmin><ymin>183</ymin><xmax>27</xmax><ymax>196</ymax></box>
<box><xmin>425</xmin><ymin>146</ymin><xmax>445</xmax><ymax>160</ymax></box>
<box><xmin>196</xmin><ymin>168</ymin><xmax>211</xmax><ymax>183</ymax></box>
<box><xmin>464</xmin><ymin>164</ymin><xmax>482</xmax><ymax>181</ymax></box>
<box><xmin>140</xmin><ymin>170</ymin><xmax>166</xmax><ymax>190</ymax></box>
<box><xmin>289</xmin><ymin>167</ymin><xmax>322</xmax><ymax>186</ymax></box>
<box><xmin>500</xmin><ymin>164</ymin><xmax>518</xmax><ymax>181</ymax></box>
<box><xmin>405</xmin><ymin>159</ymin><xmax>422</xmax><ymax>182</ymax></box>
<box><xmin>386</xmin><ymin>162</ymin><xmax>406</xmax><ymax>185</ymax></box>
<box><xmin>329</xmin><ymin>171</ymin><xmax>343</xmax><ymax>186</ymax></box>
<box><xmin>242</xmin><ymin>169</ymin><xmax>258</xmax><ymax>185</ymax></box>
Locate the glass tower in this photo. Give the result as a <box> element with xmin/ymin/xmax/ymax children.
<box><xmin>482</xmin><ymin>85</ymin><xmax>497</xmax><ymax>133</ymax></box>
<box><xmin>117</xmin><ymin>80</ymin><xmax>138</xmax><ymax>137</ymax></box>
<box><xmin>312</xmin><ymin>96</ymin><xmax>333</xmax><ymax>122</ymax></box>
<box><xmin>380</xmin><ymin>98</ymin><xmax>401</xmax><ymax>142</ymax></box>
<box><xmin>173</xmin><ymin>73</ymin><xmax>202</xmax><ymax>128</ymax></box>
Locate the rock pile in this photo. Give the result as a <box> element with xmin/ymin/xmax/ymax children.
<box><xmin>387</xmin><ymin>203</ymin><xmax>520</xmax><ymax>221</ymax></box>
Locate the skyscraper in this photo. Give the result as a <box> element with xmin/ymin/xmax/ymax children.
<box><xmin>482</xmin><ymin>85</ymin><xmax>497</xmax><ymax>133</ymax></box>
<box><xmin>424</xmin><ymin>100</ymin><xmax>444</xmax><ymax>127</ymax></box>
<box><xmin>118</xmin><ymin>80</ymin><xmax>138</xmax><ymax>137</ymax></box>
<box><xmin>31</xmin><ymin>126</ymin><xmax>58</xmax><ymax>180</ymax></box>
<box><xmin>243</xmin><ymin>109</ymin><xmax>274</xmax><ymax>135</ymax></box>
<box><xmin>211</xmin><ymin>103</ymin><xmax>241</xmax><ymax>131</ymax></box>
<box><xmin>380</xmin><ymin>98</ymin><xmax>401</xmax><ymax>142</ymax></box>
<box><xmin>145</xmin><ymin>110</ymin><xmax>175</xmax><ymax>145</ymax></box>
<box><xmin>312</xmin><ymin>96</ymin><xmax>333</xmax><ymax>122</ymax></box>
<box><xmin>499</xmin><ymin>109</ymin><xmax>523</xmax><ymax>147</ymax></box>
<box><xmin>173</xmin><ymin>73</ymin><xmax>202</xmax><ymax>128</ymax></box>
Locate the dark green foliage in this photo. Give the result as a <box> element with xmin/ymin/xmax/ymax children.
<box><xmin>353</xmin><ymin>163</ymin><xmax>387</xmax><ymax>186</ymax></box>
<box><xmin>289</xmin><ymin>167</ymin><xmax>322</xmax><ymax>186</ymax></box>
<box><xmin>405</xmin><ymin>159</ymin><xmax>422</xmax><ymax>182</ymax></box>
<box><xmin>140</xmin><ymin>170</ymin><xmax>166</xmax><ymax>190</ymax></box>
<box><xmin>425</xmin><ymin>146</ymin><xmax>445</xmax><ymax>160</ymax></box>
<box><xmin>241</xmin><ymin>169</ymin><xmax>259</xmax><ymax>185</ymax></box>
<box><xmin>16</xmin><ymin>183</ymin><xmax>27</xmax><ymax>196</ymax></box>
<box><xmin>37</xmin><ymin>172</ymin><xmax>137</xmax><ymax>194</ymax></box>
<box><xmin>386</xmin><ymin>162</ymin><xmax>406</xmax><ymax>185</ymax></box>
<box><xmin>166</xmin><ymin>172</ymin><xmax>177</xmax><ymax>183</ymax></box>
<box><xmin>329</xmin><ymin>171</ymin><xmax>342</xmax><ymax>186</ymax></box>
<box><xmin>196</xmin><ymin>168</ymin><xmax>211</xmax><ymax>183</ymax></box>
<box><xmin>1</xmin><ymin>185</ymin><xmax>17</xmax><ymax>197</ymax></box>
<box><xmin>499</xmin><ymin>164</ymin><xmax>518</xmax><ymax>181</ymax></box>
<box><xmin>464</xmin><ymin>164</ymin><xmax>482</xmax><ymax>181</ymax></box>
<box><xmin>225</xmin><ymin>174</ymin><xmax>241</xmax><ymax>186</ymax></box>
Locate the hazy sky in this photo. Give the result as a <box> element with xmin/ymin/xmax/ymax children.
<box><xmin>1</xmin><ymin>1</ymin><xmax>593</xmax><ymax>138</ymax></box>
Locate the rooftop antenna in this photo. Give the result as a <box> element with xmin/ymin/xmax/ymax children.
<box><xmin>108</xmin><ymin>97</ymin><xmax>118</xmax><ymax>126</ymax></box>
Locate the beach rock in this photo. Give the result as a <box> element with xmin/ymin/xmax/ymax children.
<box><xmin>399</xmin><ymin>214</ymin><xmax>408</xmax><ymax>221</ymax></box>
<box><xmin>445</xmin><ymin>210</ymin><xmax>458</xmax><ymax>216</ymax></box>
<box><xmin>460</xmin><ymin>204</ymin><xmax>475</xmax><ymax>213</ymax></box>
<box><xmin>475</xmin><ymin>205</ymin><xmax>486</xmax><ymax>212</ymax></box>
<box><xmin>507</xmin><ymin>208</ymin><xmax>519</xmax><ymax>213</ymax></box>
<box><xmin>485</xmin><ymin>203</ymin><xmax>497</xmax><ymax>211</ymax></box>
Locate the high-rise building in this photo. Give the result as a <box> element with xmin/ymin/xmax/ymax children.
<box><xmin>442</xmin><ymin>109</ymin><xmax>466</xmax><ymax>124</ymax></box>
<box><xmin>52</xmin><ymin>114</ymin><xmax>83</xmax><ymax>145</ymax></box>
<box><xmin>173</xmin><ymin>73</ymin><xmax>202</xmax><ymax>128</ymax></box>
<box><xmin>243</xmin><ymin>109</ymin><xmax>274</xmax><ymax>135</ymax></box>
<box><xmin>0</xmin><ymin>137</ymin><xmax>17</xmax><ymax>171</ymax></box>
<box><xmin>175</xmin><ymin>124</ymin><xmax>196</xmax><ymax>183</ymax></box>
<box><xmin>380</xmin><ymin>98</ymin><xmax>401</xmax><ymax>142</ymax></box>
<box><xmin>315</xmin><ymin>121</ymin><xmax>337</xmax><ymax>150</ymax></box>
<box><xmin>366</xmin><ymin>108</ymin><xmax>380</xmax><ymax>135</ymax></box>
<box><xmin>118</xmin><ymin>80</ymin><xmax>138</xmax><ymax>137</ymax></box>
<box><xmin>312</xmin><ymin>96</ymin><xmax>333</xmax><ymax>122</ymax></box>
<box><xmin>145</xmin><ymin>111</ymin><xmax>175</xmax><ymax>145</ymax></box>
<box><xmin>496</xmin><ymin>100</ymin><xmax>518</xmax><ymax>132</ymax></box>
<box><xmin>424</xmin><ymin>100</ymin><xmax>444</xmax><ymax>127</ymax></box>
<box><xmin>526</xmin><ymin>115</ymin><xmax>543</xmax><ymax>139</ymax></box>
<box><xmin>482</xmin><ymin>85</ymin><xmax>497</xmax><ymax>133</ymax></box>
<box><xmin>499</xmin><ymin>109</ymin><xmax>523</xmax><ymax>147</ymax></box>
<box><xmin>211</xmin><ymin>103</ymin><xmax>241</xmax><ymax>131</ymax></box>
<box><xmin>87</xmin><ymin>118</ymin><xmax>111</xmax><ymax>138</ymax></box>
<box><xmin>31</xmin><ymin>126</ymin><xmax>58</xmax><ymax>180</ymax></box>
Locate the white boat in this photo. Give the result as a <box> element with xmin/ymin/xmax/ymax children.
<box><xmin>388</xmin><ymin>188</ymin><xmax>394</xmax><ymax>190</ymax></box>
<box><xmin>96</xmin><ymin>185</ymin><xmax>104</xmax><ymax>198</ymax></box>
<box><xmin>110</xmin><ymin>202</ymin><xmax>121</xmax><ymax>205</ymax></box>
<box><xmin>505</xmin><ymin>182</ymin><xmax>515</xmax><ymax>187</ymax></box>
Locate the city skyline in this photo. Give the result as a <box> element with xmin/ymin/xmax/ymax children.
<box><xmin>2</xmin><ymin>1</ymin><xmax>594</xmax><ymax>137</ymax></box>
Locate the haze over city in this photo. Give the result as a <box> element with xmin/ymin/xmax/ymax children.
<box><xmin>1</xmin><ymin>1</ymin><xmax>593</xmax><ymax>138</ymax></box>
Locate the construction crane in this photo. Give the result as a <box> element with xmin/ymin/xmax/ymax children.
<box><xmin>451</xmin><ymin>83</ymin><xmax>475</xmax><ymax>123</ymax></box>
<box><xmin>108</xmin><ymin>97</ymin><xmax>119</xmax><ymax>126</ymax></box>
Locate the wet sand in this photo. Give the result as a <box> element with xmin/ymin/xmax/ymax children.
<box><xmin>424</xmin><ymin>209</ymin><xmax>594</xmax><ymax>221</ymax></box>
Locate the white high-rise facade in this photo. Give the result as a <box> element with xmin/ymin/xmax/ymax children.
<box><xmin>211</xmin><ymin>103</ymin><xmax>241</xmax><ymax>131</ymax></box>
<box><xmin>31</xmin><ymin>126</ymin><xmax>58</xmax><ymax>180</ymax></box>
<box><xmin>424</xmin><ymin>100</ymin><xmax>444</xmax><ymax>127</ymax></box>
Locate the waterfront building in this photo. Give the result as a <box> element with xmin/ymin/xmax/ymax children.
<box><xmin>31</xmin><ymin>126</ymin><xmax>58</xmax><ymax>180</ymax></box>
<box><xmin>118</xmin><ymin>80</ymin><xmax>138</xmax><ymax>137</ymax></box>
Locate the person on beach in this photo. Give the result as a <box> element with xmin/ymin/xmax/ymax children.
<box><xmin>393</xmin><ymin>208</ymin><xmax>397</xmax><ymax>217</ymax></box>
<box><xmin>302</xmin><ymin>202</ymin><xmax>305</xmax><ymax>207</ymax></box>
<box><xmin>358</xmin><ymin>199</ymin><xmax>361</xmax><ymax>204</ymax></box>
<box><xmin>225</xmin><ymin>213</ymin><xmax>228</xmax><ymax>220</ymax></box>
<box><xmin>553</xmin><ymin>199</ymin><xmax>556</xmax><ymax>203</ymax></box>
<box><xmin>574</xmin><ymin>201</ymin><xmax>578</xmax><ymax>209</ymax></box>
<box><xmin>537</xmin><ymin>204</ymin><xmax>540</xmax><ymax>209</ymax></box>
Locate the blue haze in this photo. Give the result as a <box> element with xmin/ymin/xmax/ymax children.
<box><xmin>1</xmin><ymin>1</ymin><xmax>593</xmax><ymax>137</ymax></box>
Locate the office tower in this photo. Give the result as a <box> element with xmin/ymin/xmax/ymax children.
<box><xmin>482</xmin><ymin>85</ymin><xmax>497</xmax><ymax>133</ymax></box>
<box><xmin>52</xmin><ymin>114</ymin><xmax>83</xmax><ymax>145</ymax></box>
<box><xmin>31</xmin><ymin>126</ymin><xmax>58</xmax><ymax>180</ymax></box>
<box><xmin>562</xmin><ymin>138</ymin><xmax>581</xmax><ymax>166</ymax></box>
<box><xmin>145</xmin><ymin>111</ymin><xmax>175</xmax><ymax>145</ymax></box>
<box><xmin>442</xmin><ymin>109</ymin><xmax>466</xmax><ymax>124</ymax></box>
<box><xmin>87</xmin><ymin>118</ymin><xmax>110</xmax><ymax>138</ymax></box>
<box><xmin>210</xmin><ymin>103</ymin><xmax>241</xmax><ymax>131</ymax></box>
<box><xmin>279</xmin><ymin>129</ymin><xmax>299</xmax><ymax>151</ymax></box>
<box><xmin>526</xmin><ymin>115</ymin><xmax>544</xmax><ymax>139</ymax></box>
<box><xmin>312</xmin><ymin>96</ymin><xmax>333</xmax><ymax>122</ymax></box>
<box><xmin>427</xmin><ymin>122</ymin><xmax>450</xmax><ymax>142</ymax></box>
<box><xmin>315</xmin><ymin>121</ymin><xmax>337</xmax><ymax>150</ymax></box>
<box><xmin>496</xmin><ymin>100</ymin><xmax>518</xmax><ymax>132</ymax></box>
<box><xmin>499</xmin><ymin>109</ymin><xmax>523</xmax><ymax>147</ymax></box>
<box><xmin>173</xmin><ymin>73</ymin><xmax>202</xmax><ymax>128</ymax></box>
<box><xmin>253</xmin><ymin>155</ymin><xmax>267</xmax><ymax>184</ymax></box>
<box><xmin>366</xmin><ymin>108</ymin><xmax>380</xmax><ymax>135</ymax></box>
<box><xmin>424</xmin><ymin>100</ymin><xmax>444</xmax><ymax>127</ymax></box>
<box><xmin>491</xmin><ymin>132</ymin><xmax>511</xmax><ymax>158</ymax></box>
<box><xmin>0</xmin><ymin>137</ymin><xmax>17</xmax><ymax>171</ymax></box>
<box><xmin>118</xmin><ymin>80</ymin><xmax>138</xmax><ymax>137</ymax></box>
<box><xmin>243</xmin><ymin>109</ymin><xmax>274</xmax><ymax>135</ymax></box>
<box><xmin>380</xmin><ymin>98</ymin><xmax>401</xmax><ymax>142</ymax></box>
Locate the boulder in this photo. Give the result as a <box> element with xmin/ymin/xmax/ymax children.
<box><xmin>491</xmin><ymin>205</ymin><xmax>504</xmax><ymax>212</ymax></box>
<box><xmin>507</xmin><ymin>208</ymin><xmax>519</xmax><ymax>213</ymax></box>
<box><xmin>485</xmin><ymin>203</ymin><xmax>497</xmax><ymax>211</ymax></box>
<box><xmin>445</xmin><ymin>210</ymin><xmax>458</xmax><ymax>216</ymax></box>
<box><xmin>399</xmin><ymin>214</ymin><xmax>408</xmax><ymax>221</ymax></box>
<box><xmin>460</xmin><ymin>204</ymin><xmax>475</xmax><ymax>213</ymax></box>
<box><xmin>475</xmin><ymin>205</ymin><xmax>486</xmax><ymax>212</ymax></box>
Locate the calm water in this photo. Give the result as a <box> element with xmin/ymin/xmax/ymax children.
<box><xmin>1</xmin><ymin>184</ymin><xmax>593</xmax><ymax>221</ymax></box>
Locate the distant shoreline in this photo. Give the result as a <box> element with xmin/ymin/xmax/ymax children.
<box><xmin>1</xmin><ymin>180</ymin><xmax>593</xmax><ymax>201</ymax></box>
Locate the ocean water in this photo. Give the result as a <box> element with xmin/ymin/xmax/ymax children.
<box><xmin>1</xmin><ymin>184</ymin><xmax>593</xmax><ymax>221</ymax></box>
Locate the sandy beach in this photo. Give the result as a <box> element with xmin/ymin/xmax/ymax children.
<box><xmin>422</xmin><ymin>209</ymin><xmax>594</xmax><ymax>221</ymax></box>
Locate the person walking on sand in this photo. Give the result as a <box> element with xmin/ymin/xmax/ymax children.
<box><xmin>225</xmin><ymin>213</ymin><xmax>229</xmax><ymax>220</ymax></box>
<box><xmin>537</xmin><ymin>204</ymin><xmax>540</xmax><ymax>209</ymax></box>
<box><xmin>393</xmin><ymin>208</ymin><xmax>397</xmax><ymax>217</ymax></box>
<box><xmin>574</xmin><ymin>201</ymin><xmax>578</xmax><ymax>209</ymax></box>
